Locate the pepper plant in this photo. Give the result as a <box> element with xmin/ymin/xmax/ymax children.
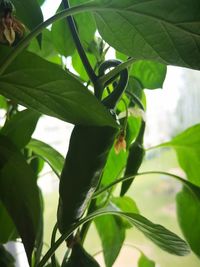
<box><xmin>0</xmin><ymin>0</ymin><xmax>200</xmax><ymax>266</ymax></box>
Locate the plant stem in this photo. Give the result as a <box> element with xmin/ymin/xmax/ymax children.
<box><xmin>99</xmin><ymin>57</ymin><xmax>136</xmax><ymax>86</ymax></box>
<box><xmin>92</xmin><ymin>171</ymin><xmax>193</xmax><ymax>198</ymax></box>
<box><xmin>50</xmin><ymin>224</ymin><xmax>58</xmax><ymax>267</ymax></box>
<box><xmin>62</xmin><ymin>0</ymin><xmax>98</xmax><ymax>86</ymax></box>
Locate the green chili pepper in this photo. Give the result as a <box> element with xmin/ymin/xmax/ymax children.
<box><xmin>120</xmin><ymin>120</ymin><xmax>146</xmax><ymax>196</ymax></box>
<box><xmin>57</xmin><ymin>60</ymin><xmax>128</xmax><ymax>237</ymax></box>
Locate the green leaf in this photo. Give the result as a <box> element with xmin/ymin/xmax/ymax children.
<box><xmin>176</xmin><ymin>186</ymin><xmax>200</xmax><ymax>258</ymax></box>
<box><xmin>27</xmin><ymin>139</ymin><xmax>64</xmax><ymax>177</ymax></box>
<box><xmin>138</xmin><ymin>253</ymin><xmax>155</xmax><ymax>267</ymax></box>
<box><xmin>93</xmin><ymin>0</ymin><xmax>200</xmax><ymax>70</ymax></box>
<box><xmin>95</xmin><ymin>214</ymin><xmax>125</xmax><ymax>267</ymax></box>
<box><xmin>28</xmin><ymin>29</ymin><xmax>61</xmax><ymax>62</ymax></box>
<box><xmin>0</xmin><ymin>135</ymin><xmax>43</xmax><ymax>264</ymax></box>
<box><xmin>101</xmin><ymin>146</ymin><xmax>127</xmax><ymax>186</ymax></box>
<box><xmin>0</xmin><ymin>201</ymin><xmax>18</xmax><ymax>243</ymax></box>
<box><xmin>64</xmin><ymin>243</ymin><xmax>100</xmax><ymax>267</ymax></box>
<box><xmin>1</xmin><ymin>109</ymin><xmax>40</xmax><ymax>149</ymax></box>
<box><xmin>72</xmin><ymin>51</ymin><xmax>96</xmax><ymax>81</ymax></box>
<box><xmin>70</xmin><ymin>0</ymin><xmax>96</xmax><ymax>44</ymax></box>
<box><xmin>12</xmin><ymin>0</ymin><xmax>43</xmax><ymax>44</ymax></box>
<box><xmin>0</xmin><ymin>245</ymin><xmax>15</xmax><ymax>267</ymax></box>
<box><xmin>0</xmin><ymin>95</ymin><xmax>7</xmax><ymax>110</ymax></box>
<box><xmin>111</xmin><ymin>196</ymin><xmax>140</xmax><ymax>228</ymax></box>
<box><xmin>158</xmin><ymin>124</ymin><xmax>200</xmax><ymax>186</ymax></box>
<box><xmin>51</xmin><ymin>4</ymin><xmax>75</xmax><ymax>57</ymax></box>
<box><xmin>0</xmin><ymin>50</ymin><xmax>117</xmax><ymax>127</ymax></box>
<box><xmin>130</xmin><ymin>61</ymin><xmax>167</xmax><ymax>89</ymax></box>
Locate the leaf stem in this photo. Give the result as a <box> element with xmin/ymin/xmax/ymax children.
<box><xmin>93</xmin><ymin>171</ymin><xmax>193</xmax><ymax>198</ymax></box>
<box><xmin>50</xmin><ymin>224</ymin><xmax>58</xmax><ymax>267</ymax></box>
<box><xmin>62</xmin><ymin>0</ymin><xmax>98</xmax><ymax>86</ymax></box>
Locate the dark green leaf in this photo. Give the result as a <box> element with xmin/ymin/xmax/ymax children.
<box><xmin>1</xmin><ymin>109</ymin><xmax>40</xmax><ymax>149</ymax></box>
<box><xmin>0</xmin><ymin>245</ymin><xmax>15</xmax><ymax>267</ymax></box>
<box><xmin>130</xmin><ymin>61</ymin><xmax>167</xmax><ymax>89</ymax></box>
<box><xmin>12</xmin><ymin>0</ymin><xmax>43</xmax><ymax>44</ymax></box>
<box><xmin>95</xmin><ymin>214</ymin><xmax>125</xmax><ymax>267</ymax></box>
<box><xmin>176</xmin><ymin>186</ymin><xmax>200</xmax><ymax>258</ymax></box>
<box><xmin>27</xmin><ymin>139</ymin><xmax>64</xmax><ymax>177</ymax></box>
<box><xmin>0</xmin><ymin>201</ymin><xmax>18</xmax><ymax>243</ymax></box>
<box><xmin>158</xmin><ymin>124</ymin><xmax>200</xmax><ymax>186</ymax></box>
<box><xmin>93</xmin><ymin>0</ymin><xmax>200</xmax><ymax>70</ymax></box>
<box><xmin>0</xmin><ymin>135</ymin><xmax>43</xmax><ymax>263</ymax></box>
<box><xmin>64</xmin><ymin>243</ymin><xmax>100</xmax><ymax>267</ymax></box>
<box><xmin>138</xmin><ymin>253</ymin><xmax>155</xmax><ymax>267</ymax></box>
<box><xmin>0</xmin><ymin>50</ymin><xmax>117</xmax><ymax>127</ymax></box>
<box><xmin>51</xmin><ymin>4</ymin><xmax>75</xmax><ymax>57</ymax></box>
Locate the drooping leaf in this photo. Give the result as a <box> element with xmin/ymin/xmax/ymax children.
<box><xmin>27</xmin><ymin>139</ymin><xmax>64</xmax><ymax>177</ymax></box>
<box><xmin>0</xmin><ymin>135</ymin><xmax>43</xmax><ymax>264</ymax></box>
<box><xmin>157</xmin><ymin>124</ymin><xmax>200</xmax><ymax>186</ymax></box>
<box><xmin>93</xmin><ymin>0</ymin><xmax>200</xmax><ymax>70</ymax></box>
<box><xmin>95</xmin><ymin>214</ymin><xmax>125</xmax><ymax>267</ymax></box>
<box><xmin>130</xmin><ymin>60</ymin><xmax>167</xmax><ymax>89</ymax></box>
<box><xmin>93</xmin><ymin>209</ymin><xmax>190</xmax><ymax>256</ymax></box>
<box><xmin>138</xmin><ymin>253</ymin><xmax>155</xmax><ymax>267</ymax></box>
<box><xmin>12</xmin><ymin>0</ymin><xmax>43</xmax><ymax>44</ymax></box>
<box><xmin>51</xmin><ymin>4</ymin><xmax>75</xmax><ymax>57</ymax></box>
<box><xmin>1</xmin><ymin>109</ymin><xmax>40</xmax><ymax>149</ymax></box>
<box><xmin>0</xmin><ymin>201</ymin><xmax>18</xmax><ymax>243</ymax></box>
<box><xmin>176</xmin><ymin>186</ymin><xmax>200</xmax><ymax>258</ymax></box>
<box><xmin>0</xmin><ymin>245</ymin><xmax>15</xmax><ymax>267</ymax></box>
<box><xmin>0</xmin><ymin>50</ymin><xmax>117</xmax><ymax>127</ymax></box>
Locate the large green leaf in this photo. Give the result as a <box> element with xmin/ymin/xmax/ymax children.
<box><xmin>1</xmin><ymin>109</ymin><xmax>40</xmax><ymax>149</ymax></box>
<box><xmin>0</xmin><ymin>50</ymin><xmax>117</xmax><ymax>127</ymax></box>
<box><xmin>176</xmin><ymin>186</ymin><xmax>200</xmax><ymax>258</ymax></box>
<box><xmin>157</xmin><ymin>124</ymin><xmax>200</xmax><ymax>186</ymax></box>
<box><xmin>0</xmin><ymin>201</ymin><xmax>18</xmax><ymax>243</ymax></box>
<box><xmin>138</xmin><ymin>253</ymin><xmax>155</xmax><ymax>267</ymax></box>
<box><xmin>95</xmin><ymin>212</ymin><xmax>125</xmax><ymax>267</ymax></box>
<box><xmin>27</xmin><ymin>139</ymin><xmax>64</xmax><ymax>177</ymax></box>
<box><xmin>130</xmin><ymin>60</ymin><xmax>167</xmax><ymax>89</ymax></box>
<box><xmin>0</xmin><ymin>135</ymin><xmax>43</xmax><ymax>263</ymax></box>
<box><xmin>93</xmin><ymin>0</ymin><xmax>200</xmax><ymax>70</ymax></box>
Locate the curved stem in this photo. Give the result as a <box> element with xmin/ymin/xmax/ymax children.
<box><xmin>62</xmin><ymin>0</ymin><xmax>98</xmax><ymax>86</ymax></box>
<box><xmin>93</xmin><ymin>171</ymin><xmax>194</xmax><ymax>198</ymax></box>
<box><xmin>99</xmin><ymin>57</ymin><xmax>135</xmax><ymax>86</ymax></box>
<box><xmin>126</xmin><ymin>91</ymin><xmax>145</xmax><ymax>111</ymax></box>
<box><xmin>50</xmin><ymin>224</ymin><xmax>58</xmax><ymax>267</ymax></box>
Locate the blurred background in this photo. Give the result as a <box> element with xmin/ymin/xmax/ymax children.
<box><xmin>2</xmin><ymin>0</ymin><xmax>200</xmax><ymax>266</ymax></box>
